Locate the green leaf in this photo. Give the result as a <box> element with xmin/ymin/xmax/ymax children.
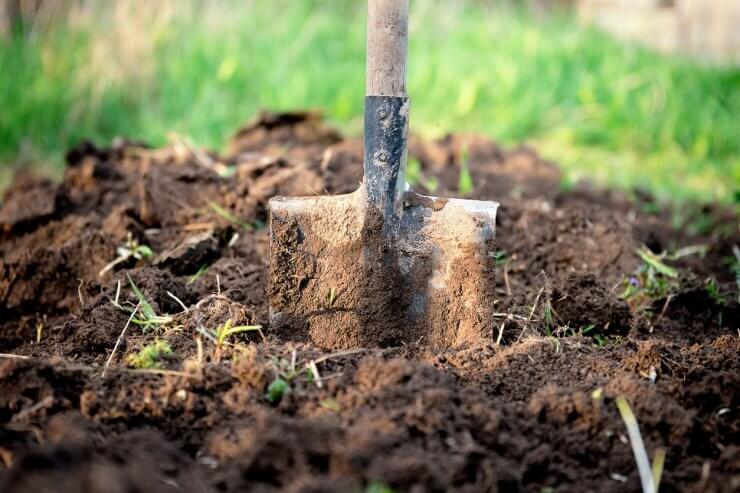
<box><xmin>265</xmin><ymin>378</ymin><xmax>290</xmax><ymax>403</ymax></box>
<box><xmin>209</xmin><ymin>202</ymin><xmax>254</xmax><ymax>231</ymax></box>
<box><xmin>136</xmin><ymin>244</ymin><xmax>154</xmax><ymax>259</ymax></box>
<box><xmin>365</xmin><ymin>482</ymin><xmax>398</xmax><ymax>493</ymax></box>
<box><xmin>637</xmin><ymin>247</ymin><xmax>678</xmax><ymax>278</ymax></box>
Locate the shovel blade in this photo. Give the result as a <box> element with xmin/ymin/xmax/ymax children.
<box><xmin>269</xmin><ymin>189</ymin><xmax>498</xmax><ymax>349</ymax></box>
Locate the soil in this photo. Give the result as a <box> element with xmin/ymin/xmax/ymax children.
<box><xmin>0</xmin><ymin>111</ymin><xmax>738</xmax><ymax>493</ymax></box>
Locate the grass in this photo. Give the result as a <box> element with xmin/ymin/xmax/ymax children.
<box><xmin>99</xmin><ymin>233</ymin><xmax>154</xmax><ymax>277</ymax></box>
<box><xmin>0</xmin><ymin>0</ymin><xmax>738</xmax><ymax>202</ymax></box>
<box><xmin>210</xmin><ymin>319</ymin><xmax>263</xmax><ymax>348</ymax></box>
<box><xmin>126</xmin><ymin>339</ymin><xmax>174</xmax><ymax>369</ymax></box>
<box><xmin>365</xmin><ymin>482</ymin><xmax>399</xmax><ymax>493</ymax></box>
<box><xmin>620</xmin><ymin>246</ymin><xmax>682</xmax><ymax>310</ymax></box>
<box><xmin>208</xmin><ymin>202</ymin><xmax>256</xmax><ymax>231</ymax></box>
<box><xmin>122</xmin><ymin>275</ymin><xmax>174</xmax><ymax>332</ymax></box>
<box><xmin>265</xmin><ymin>377</ymin><xmax>291</xmax><ymax>404</ymax></box>
<box><xmin>615</xmin><ymin>396</ymin><xmax>665</xmax><ymax>493</ymax></box>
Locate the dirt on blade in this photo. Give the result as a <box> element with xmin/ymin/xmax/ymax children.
<box><xmin>0</xmin><ymin>112</ymin><xmax>738</xmax><ymax>493</ymax></box>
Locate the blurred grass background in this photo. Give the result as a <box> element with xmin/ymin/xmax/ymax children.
<box><xmin>0</xmin><ymin>0</ymin><xmax>738</xmax><ymax>202</ymax></box>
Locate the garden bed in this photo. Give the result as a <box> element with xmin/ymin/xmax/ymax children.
<box><xmin>0</xmin><ymin>111</ymin><xmax>738</xmax><ymax>492</ymax></box>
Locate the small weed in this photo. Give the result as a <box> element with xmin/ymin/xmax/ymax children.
<box><xmin>615</xmin><ymin>396</ymin><xmax>665</xmax><ymax>493</ymax></box>
<box><xmin>212</xmin><ymin>319</ymin><xmax>263</xmax><ymax>348</ymax></box>
<box><xmin>365</xmin><ymin>482</ymin><xmax>398</xmax><ymax>493</ymax></box>
<box><xmin>621</xmin><ymin>246</ymin><xmax>681</xmax><ymax>310</ymax></box>
<box><xmin>705</xmin><ymin>277</ymin><xmax>729</xmax><ymax>306</ymax></box>
<box><xmin>492</xmin><ymin>250</ymin><xmax>508</xmax><ymax>267</ymax></box>
<box><xmin>187</xmin><ymin>264</ymin><xmax>209</xmax><ymax>285</ymax></box>
<box><xmin>209</xmin><ymin>202</ymin><xmax>255</xmax><ymax>231</ymax></box>
<box><xmin>638</xmin><ymin>247</ymin><xmax>679</xmax><ymax>278</ymax></box>
<box><xmin>580</xmin><ymin>324</ymin><xmax>596</xmax><ymax>336</ymax></box>
<box><xmin>458</xmin><ymin>146</ymin><xmax>473</xmax><ymax>195</ymax></box>
<box><xmin>99</xmin><ymin>233</ymin><xmax>154</xmax><ymax>277</ymax></box>
<box><xmin>124</xmin><ymin>275</ymin><xmax>174</xmax><ymax>332</ymax></box>
<box><xmin>264</xmin><ymin>349</ymin><xmax>326</xmax><ymax>403</ymax></box>
<box><xmin>542</xmin><ymin>300</ymin><xmax>554</xmax><ymax>336</ymax></box>
<box><xmin>555</xmin><ymin>324</ymin><xmax>613</xmax><ymax>347</ymax></box>
<box><xmin>196</xmin><ymin>319</ymin><xmax>263</xmax><ymax>362</ymax></box>
<box><xmin>126</xmin><ymin>339</ymin><xmax>174</xmax><ymax>369</ymax></box>
<box><xmin>667</xmin><ymin>244</ymin><xmax>708</xmax><ymax>260</ymax></box>
<box><xmin>593</xmin><ymin>334</ymin><xmax>610</xmax><ymax>348</ymax></box>
<box><xmin>265</xmin><ymin>377</ymin><xmax>290</xmax><ymax>403</ymax></box>
<box><xmin>406</xmin><ymin>157</ymin><xmax>439</xmax><ymax>192</ymax></box>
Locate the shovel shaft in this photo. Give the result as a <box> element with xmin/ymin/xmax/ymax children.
<box><xmin>364</xmin><ymin>0</ymin><xmax>410</xmax><ymax>221</ymax></box>
<box><xmin>366</xmin><ymin>0</ymin><xmax>409</xmax><ymax>96</ymax></box>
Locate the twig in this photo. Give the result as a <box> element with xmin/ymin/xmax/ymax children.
<box><xmin>308</xmin><ymin>360</ymin><xmax>323</xmax><ymax>388</ymax></box>
<box><xmin>12</xmin><ymin>396</ymin><xmax>54</xmax><ymax>422</ymax></box>
<box><xmin>313</xmin><ymin>348</ymin><xmax>367</xmax><ymax>365</ymax></box>
<box><xmin>496</xmin><ymin>320</ymin><xmax>506</xmax><ymax>345</ymax></box>
<box><xmin>77</xmin><ymin>279</ymin><xmax>85</xmax><ymax>307</ymax></box>
<box><xmin>183</xmin><ymin>222</ymin><xmax>216</xmax><ymax>231</ymax></box>
<box><xmin>196</xmin><ymin>336</ymin><xmax>204</xmax><ymax>364</ymax></box>
<box><xmin>528</xmin><ymin>287</ymin><xmax>544</xmax><ymax>322</ymax></box>
<box><xmin>196</xmin><ymin>326</ymin><xmax>217</xmax><ymax>344</ymax></box>
<box><xmin>0</xmin><ymin>355</ymin><xmax>196</xmax><ymax>381</ymax></box>
<box><xmin>102</xmin><ymin>302</ymin><xmax>141</xmax><ymax>379</ymax></box>
<box><xmin>503</xmin><ymin>263</ymin><xmax>512</xmax><ymax>296</ymax></box>
<box><xmin>516</xmin><ymin>286</ymin><xmax>544</xmax><ymax>343</ymax></box>
<box><xmin>0</xmin><ymin>353</ymin><xmax>30</xmax><ymax>360</ymax></box>
<box><xmin>167</xmin><ymin>291</ymin><xmax>189</xmax><ymax>313</ymax></box>
<box><xmin>493</xmin><ymin>312</ymin><xmax>531</xmax><ymax>322</ymax></box>
<box><xmin>655</xmin><ymin>295</ymin><xmax>673</xmax><ymax>325</ymax></box>
<box><xmin>99</xmin><ymin>255</ymin><xmax>128</xmax><ymax>278</ymax></box>
<box><xmin>117</xmin><ymin>368</ymin><xmax>196</xmax><ymax>378</ymax></box>
<box><xmin>113</xmin><ymin>280</ymin><xmax>121</xmax><ymax>306</ymax></box>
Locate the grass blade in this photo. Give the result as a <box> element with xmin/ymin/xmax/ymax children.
<box><xmin>637</xmin><ymin>247</ymin><xmax>678</xmax><ymax>279</ymax></box>
<box><xmin>652</xmin><ymin>448</ymin><xmax>665</xmax><ymax>493</ymax></box>
<box><xmin>616</xmin><ymin>396</ymin><xmax>659</xmax><ymax>493</ymax></box>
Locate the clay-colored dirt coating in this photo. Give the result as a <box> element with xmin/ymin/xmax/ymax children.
<box><xmin>0</xmin><ymin>112</ymin><xmax>738</xmax><ymax>493</ymax></box>
<box><xmin>269</xmin><ymin>186</ymin><xmax>497</xmax><ymax>349</ymax></box>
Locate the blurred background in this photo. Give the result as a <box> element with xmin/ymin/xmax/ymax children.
<box><xmin>0</xmin><ymin>0</ymin><xmax>738</xmax><ymax>202</ymax></box>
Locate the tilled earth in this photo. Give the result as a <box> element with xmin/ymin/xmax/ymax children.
<box><xmin>0</xmin><ymin>112</ymin><xmax>738</xmax><ymax>492</ymax></box>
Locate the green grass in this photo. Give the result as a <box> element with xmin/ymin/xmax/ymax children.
<box><xmin>0</xmin><ymin>0</ymin><xmax>738</xmax><ymax>202</ymax></box>
<box><xmin>126</xmin><ymin>338</ymin><xmax>174</xmax><ymax>369</ymax></box>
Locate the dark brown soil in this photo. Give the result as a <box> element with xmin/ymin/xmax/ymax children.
<box><xmin>1</xmin><ymin>111</ymin><xmax>738</xmax><ymax>493</ymax></box>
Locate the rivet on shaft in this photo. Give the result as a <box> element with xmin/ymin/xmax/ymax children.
<box><xmin>375</xmin><ymin>150</ymin><xmax>389</xmax><ymax>163</ymax></box>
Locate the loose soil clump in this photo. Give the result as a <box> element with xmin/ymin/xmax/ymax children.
<box><xmin>1</xmin><ymin>112</ymin><xmax>738</xmax><ymax>492</ymax></box>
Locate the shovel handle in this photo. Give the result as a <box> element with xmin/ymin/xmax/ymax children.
<box><xmin>367</xmin><ymin>0</ymin><xmax>409</xmax><ymax>97</ymax></box>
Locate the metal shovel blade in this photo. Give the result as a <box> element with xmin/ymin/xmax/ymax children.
<box><xmin>268</xmin><ymin>96</ymin><xmax>498</xmax><ymax>349</ymax></box>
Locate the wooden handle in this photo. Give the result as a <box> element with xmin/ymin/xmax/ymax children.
<box><xmin>366</xmin><ymin>0</ymin><xmax>409</xmax><ymax>97</ymax></box>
